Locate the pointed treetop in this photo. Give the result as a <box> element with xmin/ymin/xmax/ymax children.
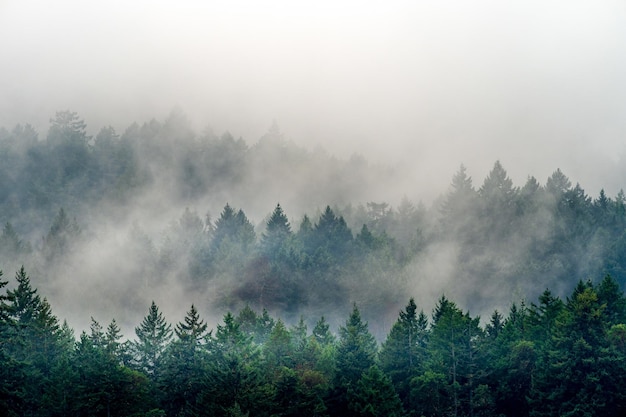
<box><xmin>545</xmin><ymin>168</ymin><xmax>571</xmax><ymax>195</ymax></box>
<box><xmin>175</xmin><ymin>304</ymin><xmax>208</xmax><ymax>344</ymax></box>
<box><xmin>265</xmin><ymin>203</ymin><xmax>291</xmax><ymax>235</ymax></box>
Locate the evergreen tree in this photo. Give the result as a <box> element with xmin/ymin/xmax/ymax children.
<box><xmin>73</xmin><ymin>319</ymin><xmax>151</xmax><ymax>417</ymax></box>
<box><xmin>596</xmin><ymin>274</ymin><xmax>626</xmax><ymax>325</ymax></box>
<box><xmin>427</xmin><ymin>295</ymin><xmax>483</xmax><ymax>417</ymax></box>
<box><xmin>161</xmin><ymin>305</ymin><xmax>210</xmax><ymax>416</ymax></box>
<box><xmin>478</xmin><ymin>161</ymin><xmax>517</xmax><ymax>235</ymax></box>
<box><xmin>261</xmin><ymin>203</ymin><xmax>292</xmax><ymax>258</ymax></box>
<box><xmin>0</xmin><ymin>270</ymin><xmax>25</xmax><ymax>416</ymax></box>
<box><xmin>47</xmin><ymin>110</ymin><xmax>89</xmax><ymax>146</ymax></box>
<box><xmin>264</xmin><ymin>319</ymin><xmax>294</xmax><ymax>371</ymax></box>
<box><xmin>199</xmin><ymin>312</ymin><xmax>267</xmax><ymax>417</ymax></box>
<box><xmin>336</xmin><ymin>304</ymin><xmax>377</xmax><ymax>386</ymax></box>
<box><xmin>0</xmin><ymin>223</ymin><xmax>31</xmax><ymax>263</ymax></box>
<box><xmin>133</xmin><ymin>301</ymin><xmax>173</xmax><ymax>377</ymax></box>
<box><xmin>347</xmin><ymin>365</ymin><xmax>404</xmax><ymax>417</ymax></box>
<box><xmin>42</xmin><ymin>208</ymin><xmax>81</xmax><ymax>262</ymax></box>
<box><xmin>379</xmin><ymin>298</ymin><xmax>428</xmax><ymax>409</ymax></box>
<box><xmin>329</xmin><ymin>304</ymin><xmax>377</xmax><ymax>417</ymax></box>
<box><xmin>210</xmin><ymin>204</ymin><xmax>257</xmax><ymax>276</ymax></box>
<box><xmin>312</xmin><ymin>316</ymin><xmax>336</xmax><ymax>347</ymax></box>
<box><xmin>174</xmin><ymin>304</ymin><xmax>208</xmax><ymax>345</ymax></box>
<box><xmin>530</xmin><ymin>284</ymin><xmax>616</xmax><ymax>416</ymax></box>
<box><xmin>439</xmin><ymin>164</ymin><xmax>478</xmax><ymax>238</ymax></box>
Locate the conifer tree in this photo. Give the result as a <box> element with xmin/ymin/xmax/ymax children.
<box><xmin>347</xmin><ymin>365</ymin><xmax>404</xmax><ymax>417</ymax></box>
<box><xmin>313</xmin><ymin>316</ymin><xmax>335</xmax><ymax>347</ymax></box>
<box><xmin>261</xmin><ymin>203</ymin><xmax>292</xmax><ymax>257</ymax></box>
<box><xmin>379</xmin><ymin>298</ymin><xmax>428</xmax><ymax>408</ymax></box>
<box><xmin>161</xmin><ymin>305</ymin><xmax>210</xmax><ymax>416</ymax></box>
<box><xmin>133</xmin><ymin>301</ymin><xmax>172</xmax><ymax>376</ymax></box>
<box><xmin>530</xmin><ymin>284</ymin><xmax>616</xmax><ymax>416</ymax></box>
<box><xmin>329</xmin><ymin>304</ymin><xmax>378</xmax><ymax>417</ymax></box>
<box><xmin>199</xmin><ymin>312</ymin><xmax>266</xmax><ymax>417</ymax></box>
<box><xmin>0</xmin><ymin>270</ymin><xmax>25</xmax><ymax>415</ymax></box>
<box><xmin>336</xmin><ymin>304</ymin><xmax>377</xmax><ymax>386</ymax></box>
<box><xmin>427</xmin><ymin>295</ymin><xmax>483</xmax><ymax>417</ymax></box>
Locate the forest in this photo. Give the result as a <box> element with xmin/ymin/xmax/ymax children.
<box><xmin>2</xmin><ymin>110</ymin><xmax>626</xmax><ymax>415</ymax></box>
<box><xmin>2</xmin><ymin>267</ymin><xmax>626</xmax><ymax>417</ymax></box>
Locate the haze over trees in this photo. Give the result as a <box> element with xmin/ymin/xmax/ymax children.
<box><xmin>2</xmin><ymin>110</ymin><xmax>626</xmax><ymax>415</ymax></box>
<box><xmin>2</xmin><ymin>111</ymin><xmax>626</xmax><ymax>331</ymax></box>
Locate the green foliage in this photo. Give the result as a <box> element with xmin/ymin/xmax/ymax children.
<box><xmin>199</xmin><ymin>312</ymin><xmax>268</xmax><ymax>417</ymax></box>
<box><xmin>347</xmin><ymin>365</ymin><xmax>404</xmax><ymax>417</ymax></box>
<box><xmin>336</xmin><ymin>304</ymin><xmax>377</xmax><ymax>387</ymax></box>
<box><xmin>329</xmin><ymin>304</ymin><xmax>378</xmax><ymax>417</ymax></box>
<box><xmin>1</xmin><ymin>269</ymin><xmax>626</xmax><ymax>416</ymax></box>
<box><xmin>261</xmin><ymin>203</ymin><xmax>292</xmax><ymax>257</ymax></box>
<box><xmin>379</xmin><ymin>298</ymin><xmax>428</xmax><ymax>408</ymax></box>
<box><xmin>133</xmin><ymin>301</ymin><xmax>172</xmax><ymax>377</ymax></box>
<box><xmin>428</xmin><ymin>295</ymin><xmax>483</xmax><ymax>417</ymax></box>
<box><xmin>7</xmin><ymin>112</ymin><xmax>626</xmax><ymax>417</ymax></box>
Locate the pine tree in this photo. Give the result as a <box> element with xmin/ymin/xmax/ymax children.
<box><xmin>530</xmin><ymin>284</ymin><xmax>614</xmax><ymax>416</ymax></box>
<box><xmin>42</xmin><ymin>208</ymin><xmax>81</xmax><ymax>262</ymax></box>
<box><xmin>73</xmin><ymin>319</ymin><xmax>151</xmax><ymax>417</ymax></box>
<box><xmin>427</xmin><ymin>295</ymin><xmax>483</xmax><ymax>417</ymax></box>
<box><xmin>329</xmin><ymin>304</ymin><xmax>378</xmax><ymax>417</ymax></box>
<box><xmin>264</xmin><ymin>319</ymin><xmax>294</xmax><ymax>370</ymax></box>
<box><xmin>336</xmin><ymin>304</ymin><xmax>377</xmax><ymax>386</ymax></box>
<box><xmin>0</xmin><ymin>270</ymin><xmax>25</xmax><ymax>415</ymax></box>
<box><xmin>160</xmin><ymin>305</ymin><xmax>210</xmax><ymax>416</ymax></box>
<box><xmin>313</xmin><ymin>316</ymin><xmax>335</xmax><ymax>347</ymax></box>
<box><xmin>199</xmin><ymin>312</ymin><xmax>266</xmax><ymax>417</ymax></box>
<box><xmin>133</xmin><ymin>301</ymin><xmax>172</xmax><ymax>377</ymax></box>
<box><xmin>379</xmin><ymin>298</ymin><xmax>428</xmax><ymax>408</ymax></box>
<box><xmin>175</xmin><ymin>304</ymin><xmax>208</xmax><ymax>345</ymax></box>
<box><xmin>347</xmin><ymin>365</ymin><xmax>404</xmax><ymax>417</ymax></box>
<box><xmin>261</xmin><ymin>203</ymin><xmax>292</xmax><ymax>258</ymax></box>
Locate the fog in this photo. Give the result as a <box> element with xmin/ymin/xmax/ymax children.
<box><xmin>2</xmin><ymin>1</ymin><xmax>626</xmax><ymax>336</ymax></box>
<box><xmin>2</xmin><ymin>1</ymin><xmax>626</xmax><ymax>199</ymax></box>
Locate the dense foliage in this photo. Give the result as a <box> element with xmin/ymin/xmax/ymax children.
<box><xmin>2</xmin><ymin>267</ymin><xmax>626</xmax><ymax>416</ymax></box>
<box><xmin>3</xmin><ymin>111</ymin><xmax>626</xmax><ymax>326</ymax></box>
<box><xmin>3</xmin><ymin>110</ymin><xmax>626</xmax><ymax>414</ymax></box>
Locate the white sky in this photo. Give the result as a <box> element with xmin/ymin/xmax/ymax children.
<box><xmin>2</xmin><ymin>0</ymin><xmax>626</xmax><ymax>199</ymax></box>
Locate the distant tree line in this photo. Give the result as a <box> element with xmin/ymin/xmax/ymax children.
<box><xmin>2</xmin><ymin>266</ymin><xmax>626</xmax><ymax>417</ymax></box>
<box><xmin>3</xmin><ymin>110</ymin><xmax>626</xmax><ymax>323</ymax></box>
<box><xmin>0</xmin><ymin>110</ymin><xmax>391</xmax><ymax>234</ymax></box>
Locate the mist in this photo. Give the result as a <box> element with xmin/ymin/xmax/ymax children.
<box><xmin>2</xmin><ymin>1</ymin><xmax>626</xmax><ymax>337</ymax></box>
<box><xmin>3</xmin><ymin>1</ymin><xmax>626</xmax><ymax>198</ymax></box>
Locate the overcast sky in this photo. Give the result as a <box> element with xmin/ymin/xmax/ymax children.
<box><xmin>2</xmin><ymin>0</ymin><xmax>626</xmax><ymax>200</ymax></box>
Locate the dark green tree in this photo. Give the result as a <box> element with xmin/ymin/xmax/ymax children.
<box><xmin>336</xmin><ymin>304</ymin><xmax>377</xmax><ymax>386</ymax></box>
<box><xmin>160</xmin><ymin>305</ymin><xmax>210</xmax><ymax>416</ymax></box>
<box><xmin>199</xmin><ymin>312</ymin><xmax>268</xmax><ymax>417</ymax></box>
<box><xmin>0</xmin><ymin>270</ymin><xmax>25</xmax><ymax>416</ymax></box>
<box><xmin>73</xmin><ymin>319</ymin><xmax>151</xmax><ymax>417</ymax></box>
<box><xmin>264</xmin><ymin>319</ymin><xmax>294</xmax><ymax>371</ymax></box>
<box><xmin>329</xmin><ymin>304</ymin><xmax>377</xmax><ymax>417</ymax></box>
<box><xmin>379</xmin><ymin>298</ymin><xmax>428</xmax><ymax>409</ymax></box>
<box><xmin>132</xmin><ymin>301</ymin><xmax>173</xmax><ymax>377</ymax></box>
<box><xmin>312</xmin><ymin>316</ymin><xmax>335</xmax><ymax>347</ymax></box>
<box><xmin>347</xmin><ymin>365</ymin><xmax>404</xmax><ymax>417</ymax></box>
<box><xmin>427</xmin><ymin>295</ymin><xmax>483</xmax><ymax>417</ymax></box>
<box><xmin>313</xmin><ymin>206</ymin><xmax>353</xmax><ymax>258</ymax></box>
<box><xmin>530</xmin><ymin>284</ymin><xmax>614</xmax><ymax>416</ymax></box>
